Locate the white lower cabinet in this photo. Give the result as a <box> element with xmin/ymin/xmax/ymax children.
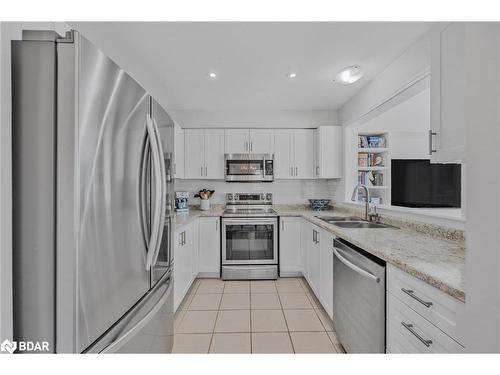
<box><xmin>279</xmin><ymin>217</ymin><xmax>302</xmax><ymax>276</ymax></box>
<box><xmin>198</xmin><ymin>217</ymin><xmax>221</xmax><ymax>277</ymax></box>
<box><xmin>300</xmin><ymin>219</ymin><xmax>309</xmax><ymax>279</ymax></box>
<box><xmin>306</xmin><ymin>223</ymin><xmax>321</xmax><ymax>295</ymax></box>
<box><xmin>295</xmin><ymin>220</ymin><xmax>330</xmax><ymax>312</ymax></box>
<box><xmin>387</xmin><ymin>293</ymin><xmax>464</xmax><ymax>353</ymax></box>
<box><xmin>173</xmin><ymin>219</ymin><xmax>199</xmax><ymax>312</ymax></box>
<box><xmin>289</xmin><ymin>219</ymin><xmax>466</xmax><ymax>354</ymax></box>
<box><xmin>319</xmin><ymin>229</ymin><xmax>334</xmax><ymax>319</ymax></box>
<box><xmin>386</xmin><ymin>264</ymin><xmax>465</xmax><ymax>353</ymax></box>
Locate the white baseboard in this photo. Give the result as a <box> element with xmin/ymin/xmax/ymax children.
<box><xmin>279</xmin><ymin>270</ymin><xmax>303</xmax><ymax>277</ymax></box>
<box><xmin>197</xmin><ymin>272</ymin><xmax>220</xmax><ymax>278</ymax></box>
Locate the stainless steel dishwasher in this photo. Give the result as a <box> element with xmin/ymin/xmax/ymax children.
<box><xmin>332</xmin><ymin>238</ymin><xmax>386</xmax><ymax>353</ymax></box>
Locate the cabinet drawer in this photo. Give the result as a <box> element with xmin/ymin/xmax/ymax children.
<box><xmin>387</xmin><ymin>293</ymin><xmax>464</xmax><ymax>353</ymax></box>
<box><xmin>387</xmin><ymin>264</ymin><xmax>464</xmax><ymax>344</ymax></box>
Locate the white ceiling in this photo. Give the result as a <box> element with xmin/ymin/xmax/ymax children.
<box><xmin>70</xmin><ymin>22</ymin><xmax>431</xmax><ymax>112</ymax></box>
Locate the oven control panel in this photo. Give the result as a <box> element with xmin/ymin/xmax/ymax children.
<box><xmin>226</xmin><ymin>193</ymin><xmax>273</xmax><ymax>204</ymax></box>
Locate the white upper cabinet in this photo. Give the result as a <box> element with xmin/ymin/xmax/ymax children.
<box><xmin>184</xmin><ymin>129</ymin><xmax>205</xmax><ymax>178</ymax></box>
<box><xmin>294</xmin><ymin>129</ymin><xmax>315</xmax><ymax>179</ymax></box>
<box><xmin>185</xmin><ymin>128</ymin><xmax>225</xmax><ymax>179</ymax></box>
<box><xmin>430</xmin><ymin>22</ymin><xmax>466</xmax><ymax>163</ymax></box>
<box><xmin>274</xmin><ymin>129</ymin><xmax>294</xmax><ymax>178</ymax></box>
<box><xmin>249</xmin><ymin>129</ymin><xmax>274</xmax><ymax>154</ymax></box>
<box><xmin>274</xmin><ymin>129</ymin><xmax>314</xmax><ymax>179</ymax></box>
<box><xmin>314</xmin><ymin>126</ymin><xmax>342</xmax><ymax>178</ymax></box>
<box><xmin>204</xmin><ymin>129</ymin><xmax>225</xmax><ymax>179</ymax></box>
<box><xmin>224</xmin><ymin>129</ymin><xmax>249</xmax><ymax>154</ymax></box>
<box><xmin>173</xmin><ymin>123</ymin><xmax>185</xmax><ymax>178</ymax></box>
<box><xmin>224</xmin><ymin>129</ymin><xmax>274</xmax><ymax>154</ymax></box>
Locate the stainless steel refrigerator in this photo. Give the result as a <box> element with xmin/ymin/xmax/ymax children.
<box><xmin>11</xmin><ymin>30</ymin><xmax>174</xmax><ymax>353</ymax></box>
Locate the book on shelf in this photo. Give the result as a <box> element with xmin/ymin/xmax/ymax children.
<box><xmin>358</xmin><ymin>153</ymin><xmax>384</xmax><ymax>167</ymax></box>
<box><xmin>358</xmin><ymin>153</ymin><xmax>368</xmax><ymax>167</ymax></box>
<box><xmin>358</xmin><ymin>171</ymin><xmax>383</xmax><ymax>186</ymax></box>
<box><xmin>358</xmin><ymin>135</ymin><xmax>386</xmax><ymax>148</ymax></box>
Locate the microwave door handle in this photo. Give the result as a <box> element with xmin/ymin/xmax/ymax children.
<box><xmin>332</xmin><ymin>247</ymin><xmax>380</xmax><ymax>283</ymax></box>
<box><xmin>145</xmin><ymin>114</ymin><xmax>162</xmax><ymax>270</ymax></box>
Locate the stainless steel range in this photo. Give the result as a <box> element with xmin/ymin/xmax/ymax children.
<box><xmin>221</xmin><ymin>193</ymin><xmax>278</xmax><ymax>280</ymax></box>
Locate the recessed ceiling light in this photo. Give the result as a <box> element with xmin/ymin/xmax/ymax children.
<box><xmin>334</xmin><ymin>66</ymin><xmax>363</xmax><ymax>84</ymax></box>
<box><xmin>288</xmin><ymin>72</ymin><xmax>297</xmax><ymax>78</ymax></box>
<box><xmin>208</xmin><ymin>72</ymin><xmax>217</xmax><ymax>79</ymax></box>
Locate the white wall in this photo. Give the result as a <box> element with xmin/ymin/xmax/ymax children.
<box><xmin>464</xmin><ymin>23</ymin><xmax>500</xmax><ymax>353</ymax></box>
<box><xmin>339</xmin><ymin>33</ymin><xmax>430</xmax><ymax>125</ymax></box>
<box><xmin>170</xmin><ymin>109</ymin><xmax>338</xmax><ymax>128</ymax></box>
<box><xmin>0</xmin><ymin>21</ymin><xmax>69</xmax><ymax>343</ymax></box>
<box><xmin>175</xmin><ymin>179</ymin><xmax>341</xmax><ymax>206</ymax></box>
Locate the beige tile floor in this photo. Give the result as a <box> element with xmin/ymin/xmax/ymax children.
<box><xmin>173</xmin><ymin>277</ymin><xmax>346</xmax><ymax>354</ymax></box>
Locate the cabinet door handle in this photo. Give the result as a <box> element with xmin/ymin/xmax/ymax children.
<box><xmin>179</xmin><ymin>232</ymin><xmax>183</xmax><ymax>246</ymax></box>
<box><xmin>174</xmin><ymin>163</ymin><xmax>176</xmax><ymax>175</ymax></box>
<box><xmin>428</xmin><ymin>130</ymin><xmax>437</xmax><ymax>155</ymax></box>
<box><xmin>200</xmin><ymin>166</ymin><xmax>203</xmax><ymax>177</ymax></box>
<box><xmin>295</xmin><ymin>166</ymin><xmax>298</xmax><ymax>176</ymax></box>
<box><xmin>312</xmin><ymin>230</ymin><xmax>316</xmax><ymax>243</ymax></box>
<box><xmin>401</xmin><ymin>288</ymin><xmax>433</xmax><ymax>308</ymax></box>
<box><xmin>245</xmin><ymin>141</ymin><xmax>248</xmax><ymax>152</ymax></box>
<box><xmin>401</xmin><ymin>322</ymin><xmax>433</xmax><ymax>347</ymax></box>
<box><xmin>290</xmin><ymin>166</ymin><xmax>294</xmax><ymax>177</ymax></box>
<box><xmin>216</xmin><ymin>219</ymin><xmax>218</xmax><ymax>231</ymax></box>
<box><xmin>316</xmin><ymin>166</ymin><xmax>319</xmax><ymax>176</ymax></box>
<box><xmin>204</xmin><ymin>166</ymin><xmax>207</xmax><ymax>176</ymax></box>
<box><xmin>183</xmin><ymin>231</ymin><xmax>186</xmax><ymax>246</ymax></box>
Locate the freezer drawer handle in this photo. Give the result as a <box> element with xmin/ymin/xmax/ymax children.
<box><xmin>401</xmin><ymin>288</ymin><xmax>433</xmax><ymax>308</ymax></box>
<box><xmin>401</xmin><ymin>322</ymin><xmax>433</xmax><ymax>347</ymax></box>
<box><xmin>100</xmin><ymin>279</ymin><xmax>172</xmax><ymax>353</ymax></box>
<box><xmin>332</xmin><ymin>247</ymin><xmax>380</xmax><ymax>283</ymax></box>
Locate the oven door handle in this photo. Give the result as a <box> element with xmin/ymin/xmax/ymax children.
<box><xmin>222</xmin><ymin>217</ymin><xmax>277</xmax><ymax>225</ymax></box>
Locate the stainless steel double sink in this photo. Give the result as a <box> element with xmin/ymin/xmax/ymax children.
<box><xmin>315</xmin><ymin>216</ymin><xmax>398</xmax><ymax>229</ymax></box>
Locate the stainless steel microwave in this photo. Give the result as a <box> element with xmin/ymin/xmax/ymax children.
<box><xmin>224</xmin><ymin>154</ymin><xmax>274</xmax><ymax>182</ymax></box>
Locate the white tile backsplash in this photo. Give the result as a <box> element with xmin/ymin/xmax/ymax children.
<box><xmin>175</xmin><ymin>179</ymin><xmax>341</xmax><ymax>205</ymax></box>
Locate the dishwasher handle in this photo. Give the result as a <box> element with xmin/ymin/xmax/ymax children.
<box><xmin>333</xmin><ymin>246</ymin><xmax>380</xmax><ymax>283</ymax></box>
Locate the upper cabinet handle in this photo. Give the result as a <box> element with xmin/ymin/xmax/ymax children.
<box><xmin>428</xmin><ymin>130</ymin><xmax>437</xmax><ymax>154</ymax></box>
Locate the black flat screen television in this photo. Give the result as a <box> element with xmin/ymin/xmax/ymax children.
<box><xmin>391</xmin><ymin>159</ymin><xmax>461</xmax><ymax>208</ymax></box>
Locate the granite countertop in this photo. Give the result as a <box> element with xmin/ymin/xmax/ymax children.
<box><xmin>173</xmin><ymin>205</ymin><xmax>465</xmax><ymax>302</ymax></box>
<box><xmin>173</xmin><ymin>206</ymin><xmax>224</xmax><ymax>229</ymax></box>
<box><xmin>275</xmin><ymin>207</ymin><xmax>465</xmax><ymax>302</ymax></box>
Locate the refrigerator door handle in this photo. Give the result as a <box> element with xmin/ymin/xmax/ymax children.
<box><xmin>145</xmin><ymin>114</ymin><xmax>162</xmax><ymax>270</ymax></box>
<box><xmin>150</xmin><ymin>116</ymin><xmax>167</xmax><ymax>268</ymax></box>
<box><xmin>138</xmin><ymin>134</ymin><xmax>150</xmax><ymax>251</ymax></box>
<box><xmin>100</xmin><ymin>277</ymin><xmax>173</xmax><ymax>353</ymax></box>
